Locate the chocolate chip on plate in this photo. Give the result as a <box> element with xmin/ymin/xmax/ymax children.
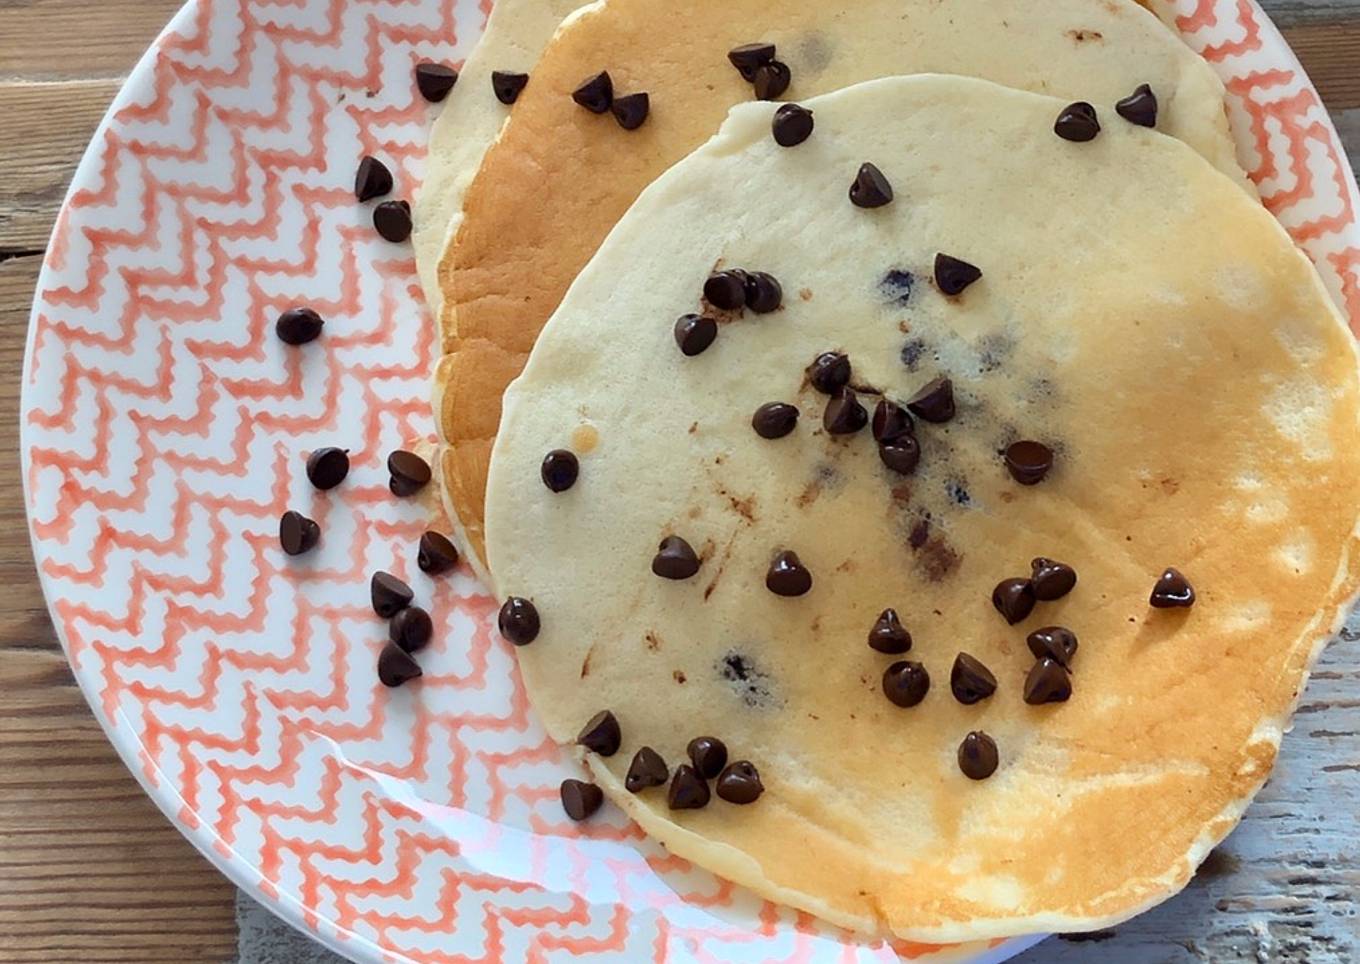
<box><xmin>772</xmin><ymin>103</ymin><xmax>813</xmax><ymax>146</ymax></box>
<box><xmin>625</xmin><ymin>747</ymin><xmax>669</xmax><ymax>792</ymax></box>
<box><xmin>868</xmin><ymin>608</ymin><xmax>912</xmax><ymax>654</ymax></box>
<box><xmin>560</xmin><ymin>778</ymin><xmax>604</xmax><ymax>820</ymax></box>
<box><xmin>541</xmin><ymin>449</ymin><xmax>579</xmax><ymax>492</ymax></box>
<box><xmin>752</xmin><ymin>60</ymin><xmax>791</xmax><ymax>101</ymax></box>
<box><xmin>728</xmin><ymin>42</ymin><xmax>776</xmax><ymax>82</ymax></box>
<box><xmin>418</xmin><ymin>531</ymin><xmax>459</xmax><ymax>575</ymax></box>
<box><xmin>872</xmin><ymin>399</ymin><xmax>914</xmax><ymax>443</ymax></box>
<box><xmin>1055</xmin><ymin>101</ymin><xmax>1101</xmax><ymax>142</ymax></box>
<box><xmin>373</xmin><ymin>200</ymin><xmax>412</xmax><ymax>243</ymax></box>
<box><xmin>934</xmin><ymin>254</ymin><xmax>982</xmax><ymax>296</ymax></box>
<box><xmin>1150</xmin><ymin>567</ymin><xmax>1196</xmax><ymax>608</ymax></box>
<box><xmin>849</xmin><ymin>162</ymin><xmax>893</xmax><ymax>208</ymax></box>
<box><xmin>1027</xmin><ymin>625</ymin><xmax>1079</xmax><ymax>668</ymax></box>
<box><xmin>389</xmin><ymin>605</ymin><xmax>433</xmax><ymax>653</ymax></box>
<box><xmin>387</xmin><ymin>449</ymin><xmax>432</xmax><ymax>496</ymax></box>
<box><xmin>577</xmin><ymin>710</ymin><xmax>622</xmax><ymax>756</ymax></box>
<box><xmin>824</xmin><ymin>389</ymin><xmax>868</xmax><ymax>435</ymax></box>
<box><xmin>752</xmin><ymin>402</ymin><xmax>799</xmax><ymax>439</ymax></box>
<box><xmin>306</xmin><ymin>446</ymin><xmax>350</xmax><ymax>490</ymax></box>
<box><xmin>992</xmin><ymin>577</ymin><xmax>1036</xmax><ymax>625</ymax></box>
<box><xmin>611</xmin><ymin>92</ymin><xmax>649</xmax><ymax>130</ymax></box>
<box><xmin>687</xmin><ymin>736</ymin><xmax>728</xmax><ymax>779</ymax></box>
<box><xmin>371</xmin><ymin>571</ymin><xmax>413</xmax><ymax>618</ymax></box>
<box><xmin>378</xmin><ymin>643</ymin><xmax>422</xmax><ymax>688</ymax></box>
<box><xmin>1024</xmin><ymin>657</ymin><xmax>1073</xmax><ymax>705</ymax></box>
<box><xmin>906</xmin><ymin>376</ymin><xmax>955</xmax><ymax>423</ymax></box>
<box><xmin>275</xmin><ymin>307</ymin><xmax>324</xmax><ymax>345</ymax></box>
<box><xmin>674</xmin><ymin>313</ymin><xmax>718</xmax><ymax>356</ymax></box>
<box><xmin>498</xmin><ymin>596</ymin><xmax>540</xmax><ymax>645</ymax></box>
<box><xmin>878</xmin><ymin>437</ymin><xmax>921</xmax><ymax>476</ymax></box>
<box><xmin>951</xmin><ymin>652</ymin><xmax>998</xmax><ymax>705</ymax></box>
<box><xmin>882</xmin><ymin>660</ymin><xmax>930</xmax><ymax>708</ymax></box>
<box><xmin>743</xmin><ymin>271</ymin><xmax>783</xmax><ymax>313</ymax></box>
<box><xmin>354</xmin><ymin>156</ymin><xmax>393</xmax><ymax>202</ymax></box>
<box><xmin>704</xmin><ymin>270</ymin><xmax>748</xmax><ymax>310</ymax></box>
<box><xmin>808</xmin><ymin>352</ymin><xmax>851</xmax><ymax>395</ymax></box>
<box><xmin>958</xmin><ymin>731</ymin><xmax>999</xmax><ymax>780</ymax></box>
<box><xmin>667</xmin><ymin>764</ymin><xmax>711</xmax><ymax>810</ymax></box>
<box><xmin>652</xmin><ymin>535</ymin><xmax>701</xmax><ymax>580</ymax></box>
<box><xmin>1005</xmin><ymin>440</ymin><xmax>1054</xmax><ymax>485</ymax></box>
<box><xmin>1030</xmin><ymin>557</ymin><xmax>1077</xmax><ymax>601</ymax></box>
<box><xmin>572</xmin><ymin>71</ymin><xmax>614</xmax><ymax>113</ymax></box>
<box><xmin>415</xmin><ymin>62</ymin><xmax>459</xmax><ymax>103</ymax></box>
<box><xmin>766</xmin><ymin>550</ymin><xmax>812</xmax><ymax>597</ymax></box>
<box><xmin>492</xmin><ymin>70</ymin><xmax>529</xmax><ymax>104</ymax></box>
<box><xmin>279</xmin><ymin>510</ymin><xmax>320</xmax><ymax>556</ymax></box>
<box><xmin>1116</xmin><ymin>83</ymin><xmax>1158</xmax><ymax>127</ymax></box>
<box><xmin>716</xmin><ymin>761</ymin><xmax>764</xmax><ymax>804</ymax></box>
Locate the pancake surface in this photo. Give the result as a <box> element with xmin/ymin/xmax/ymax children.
<box><xmin>484</xmin><ymin>76</ymin><xmax>1360</xmax><ymax>941</ymax></box>
<box><xmin>437</xmin><ymin>0</ymin><xmax>1248</xmax><ymax>568</ymax></box>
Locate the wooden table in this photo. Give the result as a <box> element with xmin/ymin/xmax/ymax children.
<box><xmin>1</xmin><ymin>1</ymin><xmax>1358</xmax><ymax>961</ymax></box>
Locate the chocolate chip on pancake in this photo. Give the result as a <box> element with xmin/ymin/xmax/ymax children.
<box><xmin>882</xmin><ymin>660</ymin><xmax>930</xmax><ymax>708</ymax></box>
<box><xmin>378</xmin><ymin>643</ymin><xmax>422</xmax><ymax>688</ymax></box>
<box><xmin>668</xmin><ymin>764</ymin><xmax>711</xmax><ymax>810</ymax></box>
<box><xmin>1005</xmin><ymin>440</ymin><xmax>1054</xmax><ymax>485</ymax></box>
<box><xmin>727</xmin><ymin>42</ymin><xmax>776</xmax><ymax>82</ymax></box>
<box><xmin>704</xmin><ymin>270</ymin><xmax>748</xmax><ymax>310</ymax></box>
<box><xmin>716</xmin><ymin>761</ymin><xmax>764</xmax><ymax>804</ymax></box>
<box><xmin>418</xmin><ymin>531</ymin><xmax>460</xmax><ymax>575</ymax></box>
<box><xmin>808</xmin><ymin>352</ymin><xmax>851</xmax><ymax>395</ymax></box>
<box><xmin>560</xmin><ymin>778</ymin><xmax>604</xmax><ymax>820</ymax></box>
<box><xmin>824</xmin><ymin>389</ymin><xmax>868</xmax><ymax>435</ymax></box>
<box><xmin>1055</xmin><ymin>101</ymin><xmax>1101</xmax><ymax>142</ymax></box>
<box><xmin>880</xmin><ymin>269</ymin><xmax>914</xmax><ymax>306</ymax></box>
<box><xmin>687</xmin><ymin>737</ymin><xmax>729</xmax><ymax>779</ymax></box>
<box><xmin>373</xmin><ymin>200</ymin><xmax>412</xmax><ymax>243</ymax></box>
<box><xmin>752</xmin><ymin>60</ymin><xmax>791</xmax><ymax>101</ymax></box>
<box><xmin>541</xmin><ymin>449</ymin><xmax>579</xmax><ymax>492</ymax></box>
<box><xmin>674</xmin><ymin>314</ymin><xmax>718</xmax><ymax>356</ymax></box>
<box><xmin>572</xmin><ymin>71</ymin><xmax>614</xmax><ymax>113</ymax></box>
<box><xmin>577</xmin><ymin>709</ymin><xmax>622</xmax><ymax>756</ymax></box>
<box><xmin>752</xmin><ymin>402</ymin><xmax>799</xmax><ymax>439</ymax></box>
<box><xmin>766</xmin><ymin>550</ymin><xmax>813</xmax><ymax>597</ymax></box>
<box><xmin>1150</xmin><ymin>567</ymin><xmax>1196</xmax><ymax>608</ymax></box>
<box><xmin>1024</xmin><ymin>657</ymin><xmax>1073</xmax><ymax>704</ymax></box>
<box><xmin>306</xmin><ymin>447</ymin><xmax>349</xmax><ymax>490</ymax></box>
<box><xmin>868</xmin><ymin>608</ymin><xmax>912</xmax><ymax>654</ymax></box>
<box><xmin>878</xmin><ymin>438</ymin><xmax>921</xmax><ymax>476</ymax></box>
<box><xmin>992</xmin><ymin>577</ymin><xmax>1036</xmax><ymax>625</ymax></box>
<box><xmin>906</xmin><ymin>376</ymin><xmax>956</xmax><ymax>423</ymax></box>
<box><xmin>849</xmin><ymin>162</ymin><xmax>893</xmax><ymax>208</ymax></box>
<box><xmin>492</xmin><ymin>70</ymin><xmax>529</xmax><ymax>105</ymax></box>
<box><xmin>1030</xmin><ymin>557</ymin><xmax>1077</xmax><ymax>600</ymax></box>
<box><xmin>950</xmin><ymin>652</ymin><xmax>998</xmax><ymax>704</ymax></box>
<box><xmin>872</xmin><ymin>399</ymin><xmax>914</xmax><ymax>443</ymax></box>
<box><xmin>1027</xmin><ymin>626</ymin><xmax>1079</xmax><ymax>668</ymax></box>
<box><xmin>354</xmin><ymin>156</ymin><xmax>393</xmax><ymax>202</ymax></box>
<box><xmin>371</xmin><ymin>572</ymin><xmax>414</xmax><ymax>618</ymax></box>
<box><xmin>653</xmin><ymin>536</ymin><xmax>701</xmax><ymax>580</ymax></box>
<box><xmin>625</xmin><ymin>747</ymin><xmax>669</xmax><ymax>792</ymax></box>
<box><xmin>744</xmin><ymin>271</ymin><xmax>783</xmax><ymax>313</ymax></box>
<box><xmin>497</xmin><ymin>596</ymin><xmax>540</xmax><ymax>645</ymax></box>
<box><xmin>387</xmin><ymin>450</ymin><xmax>431</xmax><ymax>496</ymax></box>
<box><xmin>414</xmin><ymin>62</ymin><xmax>458</xmax><ymax>103</ymax></box>
<box><xmin>1116</xmin><ymin>83</ymin><xmax>1158</xmax><ymax>127</ymax></box>
<box><xmin>934</xmin><ymin>254</ymin><xmax>982</xmax><ymax>296</ymax></box>
<box><xmin>958</xmin><ymin>731</ymin><xmax>999</xmax><ymax>780</ymax></box>
<box><xmin>279</xmin><ymin>510</ymin><xmax>320</xmax><ymax>556</ymax></box>
<box><xmin>275</xmin><ymin>307</ymin><xmax>324</xmax><ymax>345</ymax></box>
<box><xmin>611</xmin><ymin>92</ymin><xmax>650</xmax><ymax>130</ymax></box>
<box><xmin>389</xmin><ymin>605</ymin><xmax>433</xmax><ymax>653</ymax></box>
<box><xmin>772</xmin><ymin>103</ymin><xmax>814</xmax><ymax>146</ymax></box>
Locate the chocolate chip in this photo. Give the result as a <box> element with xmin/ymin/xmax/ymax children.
<box><xmin>751</xmin><ymin>402</ymin><xmax>799</xmax><ymax>439</ymax></box>
<box><xmin>492</xmin><ymin>70</ymin><xmax>528</xmax><ymax>105</ymax></box>
<box><xmin>878</xmin><ymin>438</ymin><xmax>921</xmax><ymax>476</ymax></box>
<box><xmin>354</xmin><ymin>156</ymin><xmax>393</xmax><ymax>202</ymax></box>
<box><xmin>766</xmin><ymin>550</ymin><xmax>812</xmax><ymax>597</ymax></box>
<box><xmin>687</xmin><ymin>737</ymin><xmax>728</xmax><ymax>779</ymax></box>
<box><xmin>541</xmin><ymin>449</ymin><xmax>579</xmax><ymax>492</ymax></box>
<box><xmin>808</xmin><ymin>352</ymin><xmax>851</xmax><ymax>395</ymax></box>
<box><xmin>743</xmin><ymin>272</ymin><xmax>782</xmax><ymax>313</ymax></box>
<box><xmin>1024</xmin><ymin>657</ymin><xmax>1073</xmax><ymax>705</ymax></box>
<box><xmin>572</xmin><ymin>71</ymin><xmax>613</xmax><ymax>113</ymax></box>
<box><xmin>752</xmin><ymin>61</ymin><xmax>790</xmax><ymax>101</ymax></box>
<box><xmin>279</xmin><ymin>510</ymin><xmax>320</xmax><ymax>556</ymax></box>
<box><xmin>1116</xmin><ymin>83</ymin><xmax>1158</xmax><ymax>127</ymax></box>
<box><xmin>371</xmin><ymin>571</ymin><xmax>413</xmax><ymax>618</ymax></box>
<box><xmin>667</xmin><ymin>764</ymin><xmax>711</xmax><ymax>810</ymax></box>
<box><xmin>1030</xmin><ymin>557</ymin><xmax>1077</xmax><ymax>601</ymax></box>
<box><xmin>958</xmin><ymin>731</ymin><xmax>999</xmax><ymax>780</ymax></box>
<box><xmin>418</xmin><ymin>531</ymin><xmax>459</xmax><ymax>575</ymax></box>
<box><xmin>1005</xmin><ymin>440</ymin><xmax>1054</xmax><ymax>485</ymax></box>
<box><xmin>906</xmin><ymin>377</ymin><xmax>955</xmax><ymax>423</ymax></box>
<box><xmin>872</xmin><ymin>399</ymin><xmax>914</xmax><ymax>443</ymax></box>
<box><xmin>1027</xmin><ymin>625</ymin><xmax>1079</xmax><ymax>668</ymax></box>
<box><xmin>716</xmin><ymin>761</ymin><xmax>764</xmax><ymax>804</ymax></box>
<box><xmin>772</xmin><ymin>103</ymin><xmax>814</xmax><ymax>146</ymax></box>
<box><xmin>378</xmin><ymin>643</ymin><xmax>422</xmax><ymax>688</ymax></box>
<box><xmin>306</xmin><ymin>447</ymin><xmax>349</xmax><ymax>490</ymax></box>
<box><xmin>625</xmin><ymin>747</ymin><xmax>669</xmax><ymax>792</ymax></box>
<box><xmin>373</xmin><ymin>200</ymin><xmax>412</xmax><ymax>243</ymax></box>
<box><xmin>882</xmin><ymin>660</ymin><xmax>930</xmax><ymax>707</ymax></box>
<box><xmin>498</xmin><ymin>597</ymin><xmax>539</xmax><ymax>645</ymax></box>
<box><xmin>275</xmin><ymin>307</ymin><xmax>324</xmax><ymax>345</ymax></box>
<box><xmin>1150</xmin><ymin>567</ymin><xmax>1195</xmax><ymax>608</ymax></box>
<box><xmin>704</xmin><ymin>270</ymin><xmax>748</xmax><ymax>310</ymax></box>
<box><xmin>674</xmin><ymin>313</ymin><xmax>718</xmax><ymax>356</ymax></box>
<box><xmin>868</xmin><ymin>608</ymin><xmax>912</xmax><ymax>654</ymax></box>
<box><xmin>611</xmin><ymin>92</ymin><xmax>649</xmax><ymax>130</ymax></box>
<box><xmin>560</xmin><ymin>779</ymin><xmax>604</xmax><ymax>820</ymax></box>
<box><xmin>389</xmin><ymin>605</ymin><xmax>433</xmax><ymax>653</ymax></box>
<box><xmin>1055</xmin><ymin>101</ymin><xmax>1100</xmax><ymax>142</ymax></box>
<box><xmin>415</xmin><ymin>62</ymin><xmax>459</xmax><ymax>103</ymax></box>
<box><xmin>823</xmin><ymin>389</ymin><xmax>868</xmax><ymax>436</ymax></box>
<box><xmin>849</xmin><ymin>162</ymin><xmax>893</xmax><ymax>209</ymax></box>
<box><xmin>881</xmin><ymin>270</ymin><xmax>914</xmax><ymax>306</ymax></box>
<box><xmin>387</xmin><ymin>449</ymin><xmax>431</xmax><ymax>496</ymax></box>
<box><xmin>728</xmin><ymin>42</ymin><xmax>776</xmax><ymax>82</ymax></box>
<box><xmin>950</xmin><ymin>652</ymin><xmax>998</xmax><ymax>704</ymax></box>
<box><xmin>934</xmin><ymin>254</ymin><xmax>982</xmax><ymax>296</ymax></box>
<box><xmin>577</xmin><ymin>710</ymin><xmax>621</xmax><ymax>756</ymax></box>
<box><xmin>992</xmin><ymin>577</ymin><xmax>1036</xmax><ymax>625</ymax></box>
<box><xmin>652</xmin><ymin>536</ymin><xmax>701</xmax><ymax>580</ymax></box>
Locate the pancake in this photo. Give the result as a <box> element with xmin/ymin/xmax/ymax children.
<box><xmin>435</xmin><ymin>0</ymin><xmax>1250</xmax><ymax>570</ymax></box>
<box><xmin>484</xmin><ymin>76</ymin><xmax>1360</xmax><ymax>941</ymax></box>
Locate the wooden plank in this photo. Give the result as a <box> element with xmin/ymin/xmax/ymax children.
<box><xmin>0</xmin><ymin>0</ymin><xmax>184</xmax><ymax>83</ymax></box>
<box><xmin>1282</xmin><ymin>23</ymin><xmax>1360</xmax><ymax>109</ymax></box>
